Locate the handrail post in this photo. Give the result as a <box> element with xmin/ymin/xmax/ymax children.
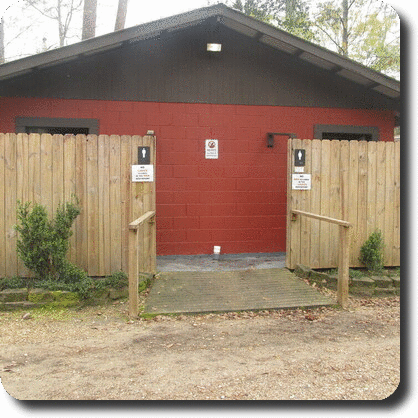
<box><xmin>337</xmin><ymin>224</ymin><xmax>351</xmax><ymax>309</ymax></box>
<box><xmin>128</xmin><ymin>228</ymin><xmax>139</xmax><ymax>317</ymax></box>
<box><xmin>128</xmin><ymin>210</ymin><xmax>156</xmax><ymax>318</ymax></box>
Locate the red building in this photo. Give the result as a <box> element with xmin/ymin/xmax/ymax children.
<box><xmin>0</xmin><ymin>4</ymin><xmax>400</xmax><ymax>256</ymax></box>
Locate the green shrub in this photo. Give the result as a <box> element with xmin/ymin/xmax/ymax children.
<box><xmin>14</xmin><ymin>197</ymin><xmax>82</xmax><ymax>282</ymax></box>
<box><xmin>36</xmin><ymin>276</ymin><xmax>94</xmax><ymax>300</ymax></box>
<box><xmin>104</xmin><ymin>271</ymin><xmax>129</xmax><ymax>289</ymax></box>
<box><xmin>0</xmin><ymin>276</ymin><xmax>27</xmax><ymax>291</ymax></box>
<box><xmin>359</xmin><ymin>230</ymin><xmax>385</xmax><ymax>273</ymax></box>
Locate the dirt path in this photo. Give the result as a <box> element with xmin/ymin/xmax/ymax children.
<box><xmin>0</xmin><ymin>295</ymin><xmax>400</xmax><ymax>400</ymax></box>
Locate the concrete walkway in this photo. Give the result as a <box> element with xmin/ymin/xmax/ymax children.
<box><xmin>144</xmin><ymin>254</ymin><xmax>333</xmax><ymax>314</ymax></box>
<box><xmin>156</xmin><ymin>252</ymin><xmax>287</xmax><ymax>272</ymax></box>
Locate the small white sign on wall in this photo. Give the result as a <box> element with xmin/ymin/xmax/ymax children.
<box><xmin>205</xmin><ymin>139</ymin><xmax>218</xmax><ymax>159</ymax></box>
<box><xmin>292</xmin><ymin>174</ymin><xmax>311</xmax><ymax>190</ymax></box>
<box><xmin>132</xmin><ymin>165</ymin><xmax>154</xmax><ymax>182</ymax></box>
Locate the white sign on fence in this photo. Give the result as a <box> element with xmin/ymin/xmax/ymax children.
<box><xmin>292</xmin><ymin>174</ymin><xmax>311</xmax><ymax>190</ymax></box>
<box><xmin>132</xmin><ymin>165</ymin><xmax>154</xmax><ymax>182</ymax></box>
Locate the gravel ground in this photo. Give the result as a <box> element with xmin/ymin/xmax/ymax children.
<box><xmin>0</xmin><ymin>289</ymin><xmax>400</xmax><ymax>401</ymax></box>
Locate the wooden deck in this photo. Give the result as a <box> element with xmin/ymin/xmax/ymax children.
<box><xmin>144</xmin><ymin>268</ymin><xmax>333</xmax><ymax>314</ymax></box>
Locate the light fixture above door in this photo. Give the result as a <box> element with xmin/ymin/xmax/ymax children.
<box><xmin>207</xmin><ymin>43</ymin><xmax>222</xmax><ymax>52</ymax></box>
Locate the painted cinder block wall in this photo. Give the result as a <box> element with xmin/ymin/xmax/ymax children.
<box><xmin>0</xmin><ymin>96</ymin><xmax>395</xmax><ymax>255</ymax></box>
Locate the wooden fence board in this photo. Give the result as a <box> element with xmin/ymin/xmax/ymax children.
<box><xmin>120</xmin><ymin>135</ymin><xmax>132</xmax><ymax>274</ymax></box>
<box><xmin>376</xmin><ymin>141</ymin><xmax>386</xmax><ymax>235</ymax></box>
<box><xmin>40</xmin><ymin>134</ymin><xmax>53</xmax><ymax>215</ymax></box>
<box><xmin>356</xmin><ymin>141</ymin><xmax>368</xmax><ymax>265</ymax></box>
<box><xmin>29</xmin><ymin>134</ymin><xmax>41</xmax><ymax>205</ymax></box>
<box><xmin>329</xmin><ymin>140</ymin><xmax>341</xmax><ymax>266</ymax></box>
<box><xmin>4</xmin><ymin>134</ymin><xmax>17</xmax><ymax>277</ymax></box>
<box><xmin>63</xmin><ymin>134</ymin><xmax>77</xmax><ymax>262</ymax></box>
<box><xmin>309</xmin><ymin>140</ymin><xmax>321</xmax><ymax>268</ymax></box>
<box><xmin>319</xmin><ymin>140</ymin><xmax>331</xmax><ymax>267</ymax></box>
<box><xmin>393</xmin><ymin>142</ymin><xmax>400</xmax><ymax>264</ymax></box>
<box><xmin>290</xmin><ymin>139</ymin><xmax>302</xmax><ymax>268</ymax></box>
<box><xmin>300</xmin><ymin>139</ymin><xmax>311</xmax><ymax>267</ymax></box>
<box><xmin>87</xmin><ymin>135</ymin><xmax>99</xmax><ymax>276</ymax></box>
<box><xmin>109</xmin><ymin>135</ymin><xmax>122</xmax><ymax>272</ymax></box>
<box><xmin>0</xmin><ymin>134</ymin><xmax>5</xmax><ymax>277</ymax></box>
<box><xmin>75</xmin><ymin>134</ymin><xmax>88</xmax><ymax>271</ymax></box>
<box><xmin>339</xmin><ymin>140</ymin><xmax>350</xmax><ymax>269</ymax></box>
<box><xmin>100</xmin><ymin>135</ymin><xmax>111</xmax><ymax>276</ymax></box>
<box><xmin>348</xmin><ymin>141</ymin><xmax>359</xmax><ymax>265</ymax></box>
<box><xmin>366</xmin><ymin>141</ymin><xmax>377</xmax><ymax>238</ymax></box>
<box><xmin>0</xmin><ymin>134</ymin><xmax>156</xmax><ymax>278</ymax></box>
<box><xmin>384</xmin><ymin>142</ymin><xmax>394</xmax><ymax>266</ymax></box>
<box><xmin>287</xmin><ymin>138</ymin><xmax>400</xmax><ymax>269</ymax></box>
<box><xmin>52</xmin><ymin>135</ymin><xmax>64</xmax><ymax>217</ymax></box>
<box><xmin>16</xmin><ymin>134</ymin><xmax>28</xmax><ymax>276</ymax></box>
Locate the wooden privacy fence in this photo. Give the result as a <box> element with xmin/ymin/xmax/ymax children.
<box><xmin>0</xmin><ymin>133</ymin><xmax>156</xmax><ymax>278</ymax></box>
<box><xmin>286</xmin><ymin>138</ymin><xmax>400</xmax><ymax>270</ymax></box>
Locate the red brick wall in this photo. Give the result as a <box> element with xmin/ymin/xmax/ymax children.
<box><xmin>0</xmin><ymin>97</ymin><xmax>395</xmax><ymax>255</ymax></box>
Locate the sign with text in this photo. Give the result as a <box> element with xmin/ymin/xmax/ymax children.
<box><xmin>205</xmin><ymin>139</ymin><xmax>218</xmax><ymax>159</ymax></box>
<box><xmin>292</xmin><ymin>174</ymin><xmax>311</xmax><ymax>190</ymax></box>
<box><xmin>132</xmin><ymin>165</ymin><xmax>154</xmax><ymax>182</ymax></box>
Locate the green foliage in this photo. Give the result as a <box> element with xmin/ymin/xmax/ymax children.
<box><xmin>103</xmin><ymin>271</ymin><xmax>129</xmax><ymax>289</ymax></box>
<box><xmin>14</xmin><ymin>197</ymin><xmax>81</xmax><ymax>281</ymax></box>
<box><xmin>29</xmin><ymin>272</ymin><xmax>129</xmax><ymax>301</ymax></box>
<box><xmin>359</xmin><ymin>230</ymin><xmax>385</xmax><ymax>273</ymax></box>
<box><xmin>312</xmin><ymin>0</ymin><xmax>399</xmax><ymax>77</ymax></box>
<box><xmin>138</xmin><ymin>278</ymin><xmax>151</xmax><ymax>293</ymax></box>
<box><xmin>228</xmin><ymin>0</ymin><xmax>400</xmax><ymax>78</ymax></box>
<box><xmin>230</xmin><ymin>0</ymin><xmax>273</xmax><ymax>23</ymax></box>
<box><xmin>15</xmin><ymin>201</ymin><xmax>53</xmax><ymax>279</ymax></box>
<box><xmin>349</xmin><ymin>7</ymin><xmax>400</xmax><ymax>76</ymax></box>
<box><xmin>229</xmin><ymin>0</ymin><xmax>316</xmax><ymax>40</ymax></box>
<box><xmin>9</xmin><ymin>199</ymin><xmax>142</xmax><ymax>304</ymax></box>
<box><xmin>0</xmin><ymin>276</ymin><xmax>27</xmax><ymax>291</ymax></box>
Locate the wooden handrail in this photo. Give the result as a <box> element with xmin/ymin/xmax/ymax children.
<box><xmin>291</xmin><ymin>209</ymin><xmax>352</xmax><ymax>308</ymax></box>
<box><xmin>129</xmin><ymin>211</ymin><xmax>155</xmax><ymax>230</ymax></box>
<box><xmin>128</xmin><ymin>210</ymin><xmax>156</xmax><ymax>317</ymax></box>
<box><xmin>291</xmin><ymin>210</ymin><xmax>352</xmax><ymax>228</ymax></box>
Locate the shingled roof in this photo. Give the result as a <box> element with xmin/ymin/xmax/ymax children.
<box><xmin>0</xmin><ymin>3</ymin><xmax>400</xmax><ymax>101</ymax></box>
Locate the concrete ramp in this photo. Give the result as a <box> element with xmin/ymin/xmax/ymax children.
<box><xmin>144</xmin><ymin>268</ymin><xmax>333</xmax><ymax>314</ymax></box>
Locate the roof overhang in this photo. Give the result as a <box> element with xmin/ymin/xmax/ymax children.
<box><xmin>0</xmin><ymin>3</ymin><xmax>400</xmax><ymax>101</ymax></box>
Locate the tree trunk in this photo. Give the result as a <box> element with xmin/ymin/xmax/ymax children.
<box><xmin>341</xmin><ymin>0</ymin><xmax>349</xmax><ymax>57</ymax></box>
<box><xmin>115</xmin><ymin>0</ymin><xmax>129</xmax><ymax>31</ymax></box>
<box><xmin>0</xmin><ymin>18</ymin><xmax>4</xmax><ymax>64</ymax></box>
<box><xmin>82</xmin><ymin>0</ymin><xmax>98</xmax><ymax>40</ymax></box>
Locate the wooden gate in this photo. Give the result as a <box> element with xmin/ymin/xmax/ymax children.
<box><xmin>286</xmin><ymin>138</ymin><xmax>400</xmax><ymax>270</ymax></box>
<box><xmin>0</xmin><ymin>133</ymin><xmax>156</xmax><ymax>278</ymax></box>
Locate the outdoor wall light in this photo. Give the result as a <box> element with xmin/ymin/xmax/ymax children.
<box><xmin>267</xmin><ymin>133</ymin><xmax>275</xmax><ymax>148</ymax></box>
<box><xmin>207</xmin><ymin>43</ymin><xmax>222</xmax><ymax>52</ymax></box>
<box><xmin>267</xmin><ymin>132</ymin><xmax>297</xmax><ymax>148</ymax></box>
